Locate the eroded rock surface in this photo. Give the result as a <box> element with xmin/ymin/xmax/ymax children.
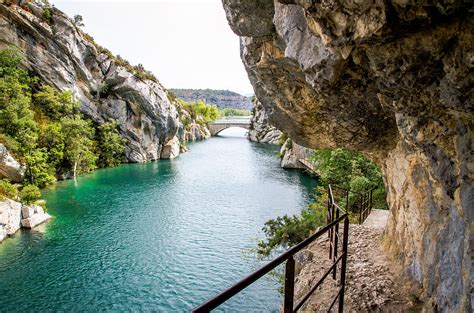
<box><xmin>248</xmin><ymin>99</ymin><xmax>282</xmax><ymax>144</ymax></box>
<box><xmin>223</xmin><ymin>0</ymin><xmax>473</xmax><ymax>310</ymax></box>
<box><xmin>0</xmin><ymin>144</ymin><xmax>24</xmax><ymax>183</ymax></box>
<box><xmin>0</xmin><ymin>1</ymin><xmax>180</xmax><ymax>162</ymax></box>
<box><xmin>21</xmin><ymin>204</ymin><xmax>51</xmax><ymax>229</ymax></box>
<box><xmin>0</xmin><ymin>198</ymin><xmax>22</xmax><ymax>241</ymax></box>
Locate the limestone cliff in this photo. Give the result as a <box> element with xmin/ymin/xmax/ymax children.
<box><xmin>248</xmin><ymin>99</ymin><xmax>282</xmax><ymax>144</ymax></box>
<box><xmin>223</xmin><ymin>0</ymin><xmax>473</xmax><ymax>311</ymax></box>
<box><xmin>0</xmin><ymin>1</ymin><xmax>182</xmax><ymax>162</ymax></box>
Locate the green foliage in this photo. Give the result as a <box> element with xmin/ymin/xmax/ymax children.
<box><xmin>24</xmin><ymin>148</ymin><xmax>56</xmax><ymax>187</ymax></box>
<box><xmin>277</xmin><ymin>132</ymin><xmax>288</xmax><ymax>146</ymax></box>
<box><xmin>0</xmin><ymin>179</ymin><xmax>18</xmax><ymax>200</ymax></box>
<box><xmin>20</xmin><ymin>184</ymin><xmax>41</xmax><ymax>205</ymax></box>
<box><xmin>0</xmin><ymin>47</ymin><xmax>126</xmax><ymax>187</ymax></box>
<box><xmin>310</xmin><ymin>148</ymin><xmax>386</xmax><ymax>208</ymax></box>
<box><xmin>0</xmin><ymin>47</ymin><xmax>38</xmax><ymax>154</ymax></box>
<box><xmin>180</xmin><ymin>99</ymin><xmax>219</xmax><ymax>123</ymax></box>
<box><xmin>96</xmin><ymin>121</ymin><xmax>125</xmax><ymax>167</ymax></box>
<box><xmin>0</xmin><ymin>133</ymin><xmax>19</xmax><ymax>155</ymax></box>
<box><xmin>61</xmin><ymin>116</ymin><xmax>97</xmax><ymax>176</ymax></box>
<box><xmin>257</xmin><ymin>186</ymin><xmax>328</xmax><ymax>257</ymax></box>
<box><xmin>41</xmin><ymin>7</ymin><xmax>53</xmax><ymax>25</ymax></box>
<box><xmin>34</xmin><ymin>85</ymin><xmax>78</xmax><ymax>119</ymax></box>
<box><xmin>257</xmin><ymin>148</ymin><xmax>387</xmax><ymax>257</ymax></box>
<box><xmin>218</xmin><ymin>108</ymin><xmax>251</xmax><ymax>117</ymax></box>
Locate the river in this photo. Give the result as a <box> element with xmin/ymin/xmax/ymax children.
<box><xmin>0</xmin><ymin>129</ymin><xmax>317</xmax><ymax>312</ymax></box>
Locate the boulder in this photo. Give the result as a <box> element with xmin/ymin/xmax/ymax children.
<box><xmin>160</xmin><ymin>137</ymin><xmax>180</xmax><ymax>159</ymax></box>
<box><xmin>20</xmin><ymin>204</ymin><xmax>51</xmax><ymax>229</ymax></box>
<box><xmin>0</xmin><ymin>199</ymin><xmax>22</xmax><ymax>241</ymax></box>
<box><xmin>0</xmin><ymin>144</ymin><xmax>24</xmax><ymax>183</ymax></box>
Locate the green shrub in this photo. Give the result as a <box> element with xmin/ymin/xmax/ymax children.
<box><xmin>42</xmin><ymin>8</ymin><xmax>53</xmax><ymax>25</ymax></box>
<box><xmin>0</xmin><ymin>133</ymin><xmax>19</xmax><ymax>155</ymax></box>
<box><xmin>218</xmin><ymin>108</ymin><xmax>251</xmax><ymax>117</ymax></box>
<box><xmin>0</xmin><ymin>179</ymin><xmax>18</xmax><ymax>200</ymax></box>
<box><xmin>20</xmin><ymin>184</ymin><xmax>41</xmax><ymax>205</ymax></box>
<box><xmin>179</xmin><ymin>99</ymin><xmax>219</xmax><ymax>123</ymax></box>
<box><xmin>96</xmin><ymin>121</ymin><xmax>125</xmax><ymax>167</ymax></box>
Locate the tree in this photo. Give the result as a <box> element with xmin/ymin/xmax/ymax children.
<box><xmin>73</xmin><ymin>15</ymin><xmax>84</xmax><ymax>27</ymax></box>
<box><xmin>96</xmin><ymin>121</ymin><xmax>125</xmax><ymax>167</ymax></box>
<box><xmin>0</xmin><ymin>47</ymin><xmax>38</xmax><ymax>154</ymax></box>
<box><xmin>34</xmin><ymin>85</ymin><xmax>78</xmax><ymax>119</ymax></box>
<box><xmin>24</xmin><ymin>148</ymin><xmax>56</xmax><ymax>187</ymax></box>
<box><xmin>61</xmin><ymin>115</ymin><xmax>97</xmax><ymax>177</ymax></box>
<box><xmin>20</xmin><ymin>185</ymin><xmax>41</xmax><ymax>205</ymax></box>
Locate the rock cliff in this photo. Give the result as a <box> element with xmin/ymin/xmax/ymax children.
<box><xmin>248</xmin><ymin>99</ymin><xmax>281</xmax><ymax>144</ymax></box>
<box><xmin>223</xmin><ymin>0</ymin><xmax>473</xmax><ymax>310</ymax></box>
<box><xmin>0</xmin><ymin>1</ymin><xmax>182</xmax><ymax>162</ymax></box>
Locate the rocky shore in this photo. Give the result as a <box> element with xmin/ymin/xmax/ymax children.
<box><xmin>0</xmin><ymin>199</ymin><xmax>51</xmax><ymax>243</ymax></box>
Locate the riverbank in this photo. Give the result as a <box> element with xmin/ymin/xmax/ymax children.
<box><xmin>0</xmin><ymin>131</ymin><xmax>318</xmax><ymax>311</ymax></box>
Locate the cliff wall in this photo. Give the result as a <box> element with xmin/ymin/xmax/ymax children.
<box><xmin>223</xmin><ymin>1</ymin><xmax>473</xmax><ymax>310</ymax></box>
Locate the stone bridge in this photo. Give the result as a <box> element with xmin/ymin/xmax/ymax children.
<box><xmin>208</xmin><ymin>117</ymin><xmax>251</xmax><ymax>136</ymax></box>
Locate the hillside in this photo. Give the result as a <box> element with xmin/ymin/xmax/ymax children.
<box><xmin>170</xmin><ymin>88</ymin><xmax>253</xmax><ymax>110</ymax></box>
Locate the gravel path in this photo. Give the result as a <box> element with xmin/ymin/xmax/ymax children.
<box><xmin>294</xmin><ymin>210</ymin><xmax>418</xmax><ymax>312</ymax></box>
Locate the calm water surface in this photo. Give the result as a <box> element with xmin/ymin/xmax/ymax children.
<box><xmin>0</xmin><ymin>129</ymin><xmax>317</xmax><ymax>312</ymax></box>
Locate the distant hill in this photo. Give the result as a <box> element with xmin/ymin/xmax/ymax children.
<box><xmin>170</xmin><ymin>89</ymin><xmax>254</xmax><ymax>110</ymax></box>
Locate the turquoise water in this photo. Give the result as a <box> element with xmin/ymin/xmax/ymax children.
<box><xmin>0</xmin><ymin>129</ymin><xmax>317</xmax><ymax>312</ymax></box>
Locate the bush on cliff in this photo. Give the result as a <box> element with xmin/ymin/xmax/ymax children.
<box><xmin>20</xmin><ymin>185</ymin><xmax>41</xmax><ymax>205</ymax></box>
<box><xmin>0</xmin><ymin>179</ymin><xmax>18</xmax><ymax>201</ymax></box>
<box><xmin>256</xmin><ymin>148</ymin><xmax>387</xmax><ymax>256</ymax></box>
<box><xmin>0</xmin><ymin>47</ymin><xmax>125</xmax><ymax>187</ymax></box>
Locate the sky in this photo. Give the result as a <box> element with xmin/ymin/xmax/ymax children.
<box><xmin>51</xmin><ymin>0</ymin><xmax>254</xmax><ymax>95</ymax></box>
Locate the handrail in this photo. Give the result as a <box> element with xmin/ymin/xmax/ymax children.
<box><xmin>192</xmin><ymin>184</ymin><xmax>350</xmax><ymax>313</ymax></box>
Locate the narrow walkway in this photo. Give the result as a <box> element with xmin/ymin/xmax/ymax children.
<box><xmin>363</xmin><ymin>209</ymin><xmax>389</xmax><ymax>229</ymax></box>
<box><xmin>294</xmin><ymin>210</ymin><xmax>417</xmax><ymax>311</ymax></box>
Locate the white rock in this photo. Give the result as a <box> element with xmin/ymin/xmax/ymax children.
<box><xmin>0</xmin><ymin>144</ymin><xmax>25</xmax><ymax>183</ymax></box>
<box><xmin>0</xmin><ymin>199</ymin><xmax>22</xmax><ymax>238</ymax></box>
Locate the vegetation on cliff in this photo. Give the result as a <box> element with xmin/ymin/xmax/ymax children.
<box><xmin>256</xmin><ymin>149</ymin><xmax>386</xmax><ymax>256</ymax></box>
<box><xmin>0</xmin><ymin>47</ymin><xmax>125</xmax><ymax>189</ymax></box>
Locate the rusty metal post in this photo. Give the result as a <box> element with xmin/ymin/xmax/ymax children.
<box><xmin>338</xmin><ymin>217</ymin><xmax>350</xmax><ymax>313</ymax></box>
<box><xmin>284</xmin><ymin>256</ymin><xmax>295</xmax><ymax>313</ymax></box>
<box><xmin>345</xmin><ymin>189</ymin><xmax>349</xmax><ymax>212</ymax></box>
<box><xmin>333</xmin><ymin>205</ymin><xmax>340</xmax><ymax>280</ymax></box>
<box><xmin>359</xmin><ymin>193</ymin><xmax>363</xmax><ymax>224</ymax></box>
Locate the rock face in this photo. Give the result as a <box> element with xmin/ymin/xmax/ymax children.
<box><xmin>0</xmin><ymin>198</ymin><xmax>22</xmax><ymax>241</ymax></box>
<box><xmin>279</xmin><ymin>139</ymin><xmax>313</xmax><ymax>169</ymax></box>
<box><xmin>222</xmin><ymin>1</ymin><xmax>473</xmax><ymax>310</ymax></box>
<box><xmin>248</xmin><ymin>99</ymin><xmax>282</xmax><ymax>144</ymax></box>
<box><xmin>0</xmin><ymin>144</ymin><xmax>24</xmax><ymax>183</ymax></box>
<box><xmin>0</xmin><ymin>1</ymin><xmax>180</xmax><ymax>162</ymax></box>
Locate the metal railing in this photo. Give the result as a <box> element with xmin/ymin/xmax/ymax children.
<box><xmin>331</xmin><ymin>185</ymin><xmax>373</xmax><ymax>224</ymax></box>
<box><xmin>192</xmin><ymin>185</ymin><xmax>349</xmax><ymax>312</ymax></box>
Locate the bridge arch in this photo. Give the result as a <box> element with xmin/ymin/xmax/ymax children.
<box><xmin>208</xmin><ymin>117</ymin><xmax>251</xmax><ymax>136</ymax></box>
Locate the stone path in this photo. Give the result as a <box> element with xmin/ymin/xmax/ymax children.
<box><xmin>294</xmin><ymin>210</ymin><xmax>417</xmax><ymax>312</ymax></box>
<box><xmin>363</xmin><ymin>209</ymin><xmax>389</xmax><ymax>230</ymax></box>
